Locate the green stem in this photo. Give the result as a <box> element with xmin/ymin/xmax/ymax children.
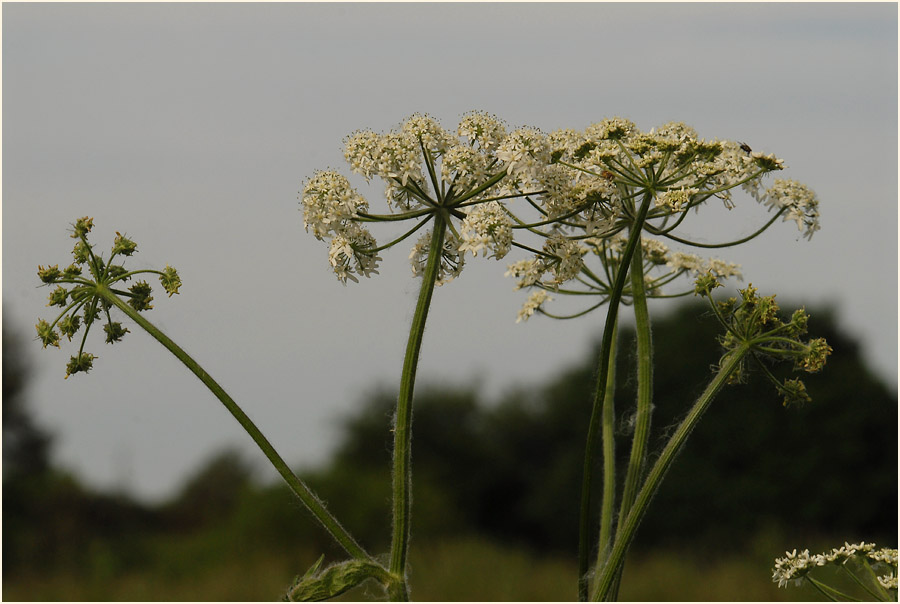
<box><xmin>591</xmin><ymin>344</ymin><xmax>750</xmax><ymax>601</ymax></box>
<box><xmin>388</xmin><ymin>215</ymin><xmax>447</xmax><ymax>601</ymax></box>
<box><xmin>648</xmin><ymin>207</ymin><xmax>787</xmax><ymax>248</ymax></box>
<box><xmin>809</xmin><ymin>575</ymin><xmax>861</xmax><ymax>602</ymax></box>
<box><xmin>607</xmin><ymin>241</ymin><xmax>654</xmax><ymax>600</ymax></box>
<box><xmin>95</xmin><ymin>286</ymin><xmax>372</xmax><ymax>563</ymax></box>
<box><xmin>844</xmin><ymin>560</ymin><xmax>889</xmax><ymax>601</ymax></box>
<box><xmin>365</xmin><ymin>216</ymin><xmax>433</xmax><ymax>254</ymax></box>
<box><xmin>539</xmin><ymin>299</ymin><xmax>608</xmax><ymax>321</ymax></box>
<box><xmin>594</xmin><ymin>319</ymin><xmax>618</xmax><ymax>574</ymax></box>
<box><xmin>619</xmin><ymin>240</ymin><xmax>654</xmax><ymax>517</ymax></box>
<box><xmin>577</xmin><ymin>193</ymin><xmax>653</xmax><ymax>600</ymax></box>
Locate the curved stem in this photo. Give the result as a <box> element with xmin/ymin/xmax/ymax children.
<box><xmin>806</xmin><ymin>576</ymin><xmax>847</xmax><ymax>602</ymax></box>
<box><xmin>649</xmin><ymin>207</ymin><xmax>786</xmax><ymax>249</ymax></box>
<box><xmin>95</xmin><ymin>286</ymin><xmax>372</xmax><ymax>563</ymax></box>
<box><xmin>591</xmin><ymin>344</ymin><xmax>749</xmax><ymax>601</ymax></box>
<box><xmin>607</xmin><ymin>244</ymin><xmax>654</xmax><ymax>600</ymax></box>
<box><xmin>388</xmin><ymin>214</ymin><xmax>447</xmax><ymax>601</ymax></box>
<box><xmin>365</xmin><ymin>216</ymin><xmax>433</xmax><ymax>254</ymax></box>
<box><xmin>539</xmin><ymin>299</ymin><xmax>609</xmax><ymax>321</ymax></box>
<box><xmin>577</xmin><ymin>193</ymin><xmax>653</xmax><ymax>600</ymax></box>
<box><xmin>357</xmin><ymin>208</ymin><xmax>433</xmax><ymax>222</ymax></box>
<box><xmin>843</xmin><ymin>559</ymin><xmax>890</xmax><ymax>601</ymax></box>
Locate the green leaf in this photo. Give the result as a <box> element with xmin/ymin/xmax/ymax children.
<box><xmin>284</xmin><ymin>558</ymin><xmax>391</xmax><ymax>602</ymax></box>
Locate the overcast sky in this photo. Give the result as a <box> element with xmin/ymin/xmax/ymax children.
<box><xmin>3</xmin><ymin>2</ymin><xmax>897</xmax><ymax>502</ymax></box>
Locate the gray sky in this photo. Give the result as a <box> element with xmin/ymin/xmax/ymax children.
<box><xmin>4</xmin><ymin>2</ymin><xmax>897</xmax><ymax>502</ymax></box>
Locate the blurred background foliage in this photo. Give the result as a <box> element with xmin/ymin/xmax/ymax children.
<box><xmin>3</xmin><ymin>301</ymin><xmax>896</xmax><ymax>601</ymax></box>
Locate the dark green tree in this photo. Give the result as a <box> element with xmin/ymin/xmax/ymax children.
<box><xmin>3</xmin><ymin>315</ymin><xmax>52</xmax><ymax>478</ymax></box>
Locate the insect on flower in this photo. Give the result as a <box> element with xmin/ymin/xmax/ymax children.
<box><xmin>739</xmin><ymin>142</ymin><xmax>753</xmax><ymax>153</ymax></box>
<box><xmin>601</xmin><ymin>170</ymin><xmax>615</xmax><ymax>181</ymax></box>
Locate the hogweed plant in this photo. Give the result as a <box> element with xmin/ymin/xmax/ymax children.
<box><xmin>34</xmin><ymin>112</ymin><xmax>875</xmax><ymax>602</ymax></box>
<box><xmin>300</xmin><ymin>112</ymin><xmax>583</xmax><ymax>600</ymax></box>
<box><xmin>505</xmin><ymin>118</ymin><xmax>827</xmax><ymax>600</ymax></box>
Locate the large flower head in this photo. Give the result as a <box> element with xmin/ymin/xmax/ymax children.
<box><xmin>505</xmin><ymin>118</ymin><xmax>819</xmax><ymax>322</ymax></box>
<box><xmin>301</xmin><ymin>112</ymin><xmax>560</xmax><ymax>285</ymax></box>
<box><xmin>536</xmin><ymin>119</ymin><xmax>816</xmax><ymax>239</ymax></box>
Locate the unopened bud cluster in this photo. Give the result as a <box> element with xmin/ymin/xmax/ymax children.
<box><xmin>35</xmin><ymin>217</ymin><xmax>181</xmax><ymax>377</ymax></box>
<box><xmin>697</xmin><ymin>279</ymin><xmax>832</xmax><ymax>406</ymax></box>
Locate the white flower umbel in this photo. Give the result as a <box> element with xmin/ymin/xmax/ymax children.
<box><xmin>441</xmin><ymin>145</ymin><xmax>492</xmax><ymax>195</ymax></box>
<box><xmin>409</xmin><ymin>229</ymin><xmax>464</xmax><ymax>286</ymax></box>
<box><xmin>458</xmin><ymin>110</ymin><xmax>508</xmax><ymax>152</ymax></box>
<box><xmin>516</xmin><ymin>290</ymin><xmax>552</xmax><ymax>323</ymax></box>
<box><xmin>301</xmin><ymin>170</ymin><xmax>370</xmax><ymax>240</ymax></box>
<box><xmin>508</xmin><ymin>232</ymin><xmax>742</xmax><ymax>321</ymax></box>
<box><xmin>501</xmin><ymin>118</ymin><xmax>819</xmax><ymax>327</ymax></box>
<box><xmin>459</xmin><ymin>201</ymin><xmax>513</xmax><ymax>259</ymax></box>
<box><xmin>303</xmin><ymin>112</ymin><xmax>568</xmax><ymax>288</ymax></box>
<box><xmin>761</xmin><ymin>178</ymin><xmax>821</xmax><ymax>239</ymax></box>
<box><xmin>496</xmin><ymin>127</ymin><xmax>550</xmax><ymax>184</ymax></box>
<box><xmin>542</xmin><ymin>234</ymin><xmax>587</xmax><ymax>286</ymax></box>
<box><xmin>773</xmin><ymin>542</ymin><xmax>898</xmax><ymax>601</ymax></box>
<box><xmin>655</xmin><ymin>186</ymin><xmax>697</xmax><ymax>212</ymax></box>
<box><xmin>505</xmin><ymin>258</ymin><xmax>545</xmax><ymax>290</ymax></box>
<box><xmin>328</xmin><ymin>223</ymin><xmax>381</xmax><ymax>284</ymax></box>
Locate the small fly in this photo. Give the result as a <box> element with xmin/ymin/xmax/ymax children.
<box><xmin>739</xmin><ymin>142</ymin><xmax>752</xmax><ymax>153</ymax></box>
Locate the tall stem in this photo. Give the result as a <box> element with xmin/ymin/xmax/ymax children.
<box><xmin>577</xmin><ymin>194</ymin><xmax>652</xmax><ymax>600</ymax></box>
<box><xmin>595</xmin><ymin>320</ymin><xmax>618</xmax><ymax>571</ymax></box>
<box><xmin>607</xmin><ymin>243</ymin><xmax>653</xmax><ymax>599</ymax></box>
<box><xmin>388</xmin><ymin>215</ymin><xmax>447</xmax><ymax>601</ymax></box>
<box><xmin>591</xmin><ymin>345</ymin><xmax>749</xmax><ymax>601</ymax></box>
<box><xmin>96</xmin><ymin>286</ymin><xmax>371</xmax><ymax>563</ymax></box>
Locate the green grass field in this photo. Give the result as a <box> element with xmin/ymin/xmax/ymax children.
<box><xmin>4</xmin><ymin>535</ymin><xmax>824</xmax><ymax>601</ymax></box>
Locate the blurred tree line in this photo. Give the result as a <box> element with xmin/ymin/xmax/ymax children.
<box><xmin>3</xmin><ymin>301</ymin><xmax>897</xmax><ymax>585</ymax></box>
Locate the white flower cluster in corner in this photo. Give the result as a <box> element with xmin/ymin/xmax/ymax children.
<box><xmin>772</xmin><ymin>542</ymin><xmax>898</xmax><ymax>591</ymax></box>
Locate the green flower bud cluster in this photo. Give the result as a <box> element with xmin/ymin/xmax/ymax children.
<box><xmin>696</xmin><ymin>276</ymin><xmax>832</xmax><ymax>406</ymax></box>
<box><xmin>34</xmin><ymin>217</ymin><xmax>181</xmax><ymax>378</ymax></box>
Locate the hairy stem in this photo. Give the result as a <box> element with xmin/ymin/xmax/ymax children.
<box><xmin>96</xmin><ymin>286</ymin><xmax>372</xmax><ymax>563</ymax></box>
<box><xmin>607</xmin><ymin>243</ymin><xmax>654</xmax><ymax>599</ymax></box>
<box><xmin>388</xmin><ymin>215</ymin><xmax>447</xmax><ymax>601</ymax></box>
<box><xmin>591</xmin><ymin>345</ymin><xmax>749</xmax><ymax>601</ymax></box>
<box><xmin>594</xmin><ymin>320</ymin><xmax>618</xmax><ymax>574</ymax></box>
<box><xmin>808</xmin><ymin>575</ymin><xmax>858</xmax><ymax>602</ymax></box>
<box><xmin>577</xmin><ymin>193</ymin><xmax>652</xmax><ymax>600</ymax></box>
<box><xmin>844</xmin><ymin>560</ymin><xmax>890</xmax><ymax>601</ymax></box>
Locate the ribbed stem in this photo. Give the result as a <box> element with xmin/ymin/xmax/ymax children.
<box><xmin>594</xmin><ymin>320</ymin><xmax>618</xmax><ymax>572</ymax></box>
<box><xmin>607</xmin><ymin>243</ymin><xmax>653</xmax><ymax>599</ymax></box>
<box><xmin>96</xmin><ymin>286</ymin><xmax>372</xmax><ymax>563</ymax></box>
<box><xmin>388</xmin><ymin>215</ymin><xmax>447</xmax><ymax>601</ymax></box>
<box><xmin>577</xmin><ymin>194</ymin><xmax>652</xmax><ymax>600</ymax></box>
